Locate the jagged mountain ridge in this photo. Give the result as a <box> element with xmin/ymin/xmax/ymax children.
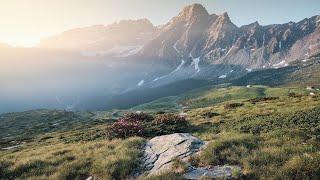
<box><xmin>35</xmin><ymin>3</ymin><xmax>320</xmax><ymax>93</ymax></box>
<box><xmin>138</xmin><ymin>4</ymin><xmax>320</xmax><ymax>68</ymax></box>
<box><xmin>39</xmin><ymin>19</ymin><xmax>156</xmax><ymax>57</ymax></box>
<box><xmin>39</xmin><ymin>4</ymin><xmax>320</xmax><ymax>69</ymax></box>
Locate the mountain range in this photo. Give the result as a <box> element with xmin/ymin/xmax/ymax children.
<box><xmin>0</xmin><ymin>3</ymin><xmax>319</xmax><ymax>113</ymax></box>
<box><xmin>39</xmin><ymin>19</ymin><xmax>156</xmax><ymax>57</ymax></box>
<box><xmin>41</xmin><ymin>4</ymin><xmax>320</xmax><ymax>70</ymax></box>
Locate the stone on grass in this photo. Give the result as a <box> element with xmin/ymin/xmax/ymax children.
<box><xmin>142</xmin><ymin>133</ymin><xmax>242</xmax><ymax>178</ymax></box>
<box><xmin>143</xmin><ymin>133</ymin><xmax>204</xmax><ymax>175</ymax></box>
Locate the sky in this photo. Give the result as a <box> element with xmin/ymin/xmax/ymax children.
<box><xmin>0</xmin><ymin>0</ymin><xmax>319</xmax><ymax>47</ymax></box>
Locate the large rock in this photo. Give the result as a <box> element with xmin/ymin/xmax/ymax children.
<box><xmin>142</xmin><ymin>133</ymin><xmax>242</xmax><ymax>179</ymax></box>
<box><xmin>143</xmin><ymin>133</ymin><xmax>204</xmax><ymax>175</ymax></box>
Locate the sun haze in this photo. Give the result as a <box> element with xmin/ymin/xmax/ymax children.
<box><xmin>0</xmin><ymin>0</ymin><xmax>319</xmax><ymax>47</ymax></box>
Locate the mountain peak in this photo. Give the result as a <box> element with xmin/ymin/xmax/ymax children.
<box><xmin>114</xmin><ymin>18</ymin><xmax>154</xmax><ymax>27</ymax></box>
<box><xmin>178</xmin><ymin>3</ymin><xmax>209</xmax><ymax>20</ymax></box>
<box><xmin>218</xmin><ymin>12</ymin><xmax>231</xmax><ymax>22</ymax></box>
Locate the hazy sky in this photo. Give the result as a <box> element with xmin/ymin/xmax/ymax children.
<box><xmin>0</xmin><ymin>0</ymin><xmax>319</xmax><ymax>46</ymax></box>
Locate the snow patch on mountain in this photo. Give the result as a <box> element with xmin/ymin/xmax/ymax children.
<box><xmin>115</xmin><ymin>45</ymin><xmax>143</xmax><ymax>57</ymax></box>
<box><xmin>272</xmin><ymin>60</ymin><xmax>289</xmax><ymax>69</ymax></box>
<box><xmin>246</xmin><ymin>68</ymin><xmax>252</xmax><ymax>72</ymax></box>
<box><xmin>219</xmin><ymin>75</ymin><xmax>227</xmax><ymax>79</ymax></box>
<box><xmin>173</xmin><ymin>42</ymin><xmax>184</xmax><ymax>58</ymax></box>
<box><xmin>152</xmin><ymin>59</ymin><xmax>185</xmax><ymax>82</ymax></box>
<box><xmin>192</xmin><ymin>57</ymin><xmax>201</xmax><ymax>73</ymax></box>
<box><xmin>2</xmin><ymin>144</ymin><xmax>24</xmax><ymax>150</ymax></box>
<box><xmin>279</xmin><ymin>41</ymin><xmax>282</xmax><ymax>50</ymax></box>
<box><xmin>172</xmin><ymin>59</ymin><xmax>185</xmax><ymax>74</ymax></box>
<box><xmin>190</xmin><ymin>54</ymin><xmax>201</xmax><ymax>73</ymax></box>
<box><xmin>153</xmin><ymin>77</ymin><xmax>160</xmax><ymax>82</ymax></box>
<box><xmin>104</xmin><ymin>45</ymin><xmax>143</xmax><ymax>57</ymax></box>
<box><xmin>224</xmin><ymin>46</ymin><xmax>234</xmax><ymax>57</ymax></box>
<box><xmin>137</xmin><ymin>80</ymin><xmax>145</xmax><ymax>86</ymax></box>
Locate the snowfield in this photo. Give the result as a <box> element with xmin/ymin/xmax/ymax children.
<box><xmin>137</xmin><ymin>80</ymin><xmax>145</xmax><ymax>86</ymax></box>
<box><xmin>219</xmin><ymin>75</ymin><xmax>227</xmax><ymax>79</ymax></box>
<box><xmin>273</xmin><ymin>60</ymin><xmax>289</xmax><ymax>69</ymax></box>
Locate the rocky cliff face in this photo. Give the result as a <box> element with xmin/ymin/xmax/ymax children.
<box><xmin>138</xmin><ymin>4</ymin><xmax>320</xmax><ymax>69</ymax></box>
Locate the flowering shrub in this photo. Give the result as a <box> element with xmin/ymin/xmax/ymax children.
<box><xmin>150</xmin><ymin>113</ymin><xmax>188</xmax><ymax>135</ymax></box>
<box><xmin>106</xmin><ymin>112</ymin><xmax>190</xmax><ymax>138</ymax></box>
<box><xmin>122</xmin><ymin>112</ymin><xmax>151</xmax><ymax>122</ymax></box>
<box><xmin>153</xmin><ymin>113</ymin><xmax>186</xmax><ymax>125</ymax></box>
<box><xmin>106</xmin><ymin>118</ymin><xmax>143</xmax><ymax>139</ymax></box>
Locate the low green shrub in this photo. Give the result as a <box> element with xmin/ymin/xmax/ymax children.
<box><xmin>288</xmin><ymin>92</ymin><xmax>303</xmax><ymax>98</ymax></box>
<box><xmin>226</xmin><ymin>107</ymin><xmax>320</xmax><ymax>135</ymax></box>
<box><xmin>248</xmin><ymin>97</ymin><xmax>279</xmax><ymax>104</ymax></box>
<box><xmin>201</xmin><ymin>112</ymin><xmax>220</xmax><ymax>118</ymax></box>
<box><xmin>224</xmin><ymin>103</ymin><xmax>244</xmax><ymax>109</ymax></box>
<box><xmin>279</xmin><ymin>153</ymin><xmax>320</xmax><ymax>179</ymax></box>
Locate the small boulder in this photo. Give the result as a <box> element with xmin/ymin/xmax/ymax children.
<box><xmin>184</xmin><ymin>165</ymin><xmax>242</xmax><ymax>179</ymax></box>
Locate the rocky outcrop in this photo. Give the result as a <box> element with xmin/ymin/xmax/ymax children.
<box><xmin>143</xmin><ymin>133</ymin><xmax>204</xmax><ymax>175</ymax></box>
<box><xmin>142</xmin><ymin>133</ymin><xmax>242</xmax><ymax>178</ymax></box>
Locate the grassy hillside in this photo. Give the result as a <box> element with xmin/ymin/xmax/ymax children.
<box><xmin>133</xmin><ymin>85</ymin><xmax>320</xmax><ymax>178</ymax></box>
<box><xmin>112</xmin><ymin>56</ymin><xmax>320</xmax><ymax>111</ymax></box>
<box><xmin>0</xmin><ymin>135</ymin><xmax>143</xmax><ymax>179</ymax></box>
<box><xmin>232</xmin><ymin>57</ymin><xmax>320</xmax><ymax>88</ymax></box>
<box><xmin>185</xmin><ymin>93</ymin><xmax>320</xmax><ymax>179</ymax></box>
<box><xmin>0</xmin><ymin>110</ymin><xmax>144</xmax><ymax>179</ymax></box>
<box><xmin>132</xmin><ymin>85</ymin><xmax>310</xmax><ymax>112</ymax></box>
<box><xmin>0</xmin><ymin>109</ymin><xmax>112</xmax><ymax>149</ymax></box>
<box><xmin>0</xmin><ymin>85</ymin><xmax>319</xmax><ymax>179</ymax></box>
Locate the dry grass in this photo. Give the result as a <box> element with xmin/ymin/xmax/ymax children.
<box><xmin>0</xmin><ymin>137</ymin><xmax>144</xmax><ymax>179</ymax></box>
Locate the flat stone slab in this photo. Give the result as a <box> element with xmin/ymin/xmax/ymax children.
<box><xmin>183</xmin><ymin>165</ymin><xmax>242</xmax><ymax>179</ymax></box>
<box><xmin>143</xmin><ymin>133</ymin><xmax>204</xmax><ymax>175</ymax></box>
<box><xmin>142</xmin><ymin>133</ymin><xmax>242</xmax><ymax>178</ymax></box>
